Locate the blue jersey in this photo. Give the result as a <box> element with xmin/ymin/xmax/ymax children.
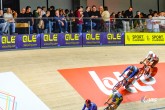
<box><xmin>121</xmin><ymin>66</ymin><xmax>139</xmax><ymax>79</ymax></box>
<box><xmin>82</xmin><ymin>102</ymin><xmax>97</xmax><ymax>110</ymax></box>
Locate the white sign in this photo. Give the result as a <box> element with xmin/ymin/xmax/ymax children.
<box><xmin>0</xmin><ymin>72</ymin><xmax>50</xmax><ymax>110</ymax></box>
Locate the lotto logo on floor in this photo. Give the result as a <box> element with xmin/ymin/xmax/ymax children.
<box><xmin>58</xmin><ymin>63</ymin><xmax>165</xmax><ymax>107</ymax></box>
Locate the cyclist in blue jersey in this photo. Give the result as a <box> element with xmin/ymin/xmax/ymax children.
<box><xmin>120</xmin><ymin>65</ymin><xmax>139</xmax><ymax>81</ymax></box>
<box><xmin>82</xmin><ymin>99</ymin><xmax>97</xmax><ymax>110</ymax></box>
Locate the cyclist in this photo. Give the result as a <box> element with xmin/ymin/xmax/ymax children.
<box><xmin>140</xmin><ymin>51</ymin><xmax>159</xmax><ymax>78</ymax></box>
<box><xmin>104</xmin><ymin>90</ymin><xmax>123</xmax><ymax>109</ymax></box>
<box><xmin>82</xmin><ymin>99</ymin><xmax>97</xmax><ymax>110</ymax></box>
<box><xmin>120</xmin><ymin>65</ymin><xmax>139</xmax><ymax>82</ymax></box>
<box><xmin>140</xmin><ymin>51</ymin><xmax>159</xmax><ymax>68</ymax></box>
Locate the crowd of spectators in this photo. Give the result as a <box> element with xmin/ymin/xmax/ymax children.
<box><xmin>0</xmin><ymin>5</ymin><xmax>165</xmax><ymax>35</ymax></box>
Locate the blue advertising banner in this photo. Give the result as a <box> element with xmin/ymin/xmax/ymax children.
<box><xmin>41</xmin><ymin>33</ymin><xmax>59</xmax><ymax>47</ymax></box>
<box><xmin>100</xmin><ymin>32</ymin><xmax>125</xmax><ymax>45</ymax></box>
<box><xmin>16</xmin><ymin>34</ymin><xmax>41</xmax><ymax>48</ymax></box>
<box><xmin>0</xmin><ymin>35</ymin><xmax>17</xmax><ymax>49</ymax></box>
<box><xmin>82</xmin><ymin>33</ymin><xmax>101</xmax><ymax>45</ymax></box>
<box><xmin>58</xmin><ymin>33</ymin><xmax>82</xmax><ymax>46</ymax></box>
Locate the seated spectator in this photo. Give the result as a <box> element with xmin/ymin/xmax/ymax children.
<box><xmin>42</xmin><ymin>10</ymin><xmax>51</xmax><ymax>33</ymax></box>
<box><xmin>101</xmin><ymin>6</ymin><xmax>110</xmax><ymax>32</ymax></box>
<box><xmin>90</xmin><ymin>5</ymin><xmax>101</xmax><ymax>31</ymax></box>
<box><xmin>83</xmin><ymin>6</ymin><xmax>96</xmax><ymax>32</ymax></box>
<box><xmin>0</xmin><ymin>9</ymin><xmax>9</xmax><ymax>35</ymax></box>
<box><xmin>4</xmin><ymin>8</ymin><xmax>16</xmax><ymax>35</ymax></box>
<box><xmin>25</xmin><ymin>6</ymin><xmax>33</xmax><ymax>34</ymax></box>
<box><xmin>54</xmin><ymin>9</ymin><xmax>68</xmax><ymax>33</ymax></box>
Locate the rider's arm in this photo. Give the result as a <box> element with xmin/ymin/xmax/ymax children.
<box><xmin>105</xmin><ymin>94</ymin><xmax>113</xmax><ymax>104</ymax></box>
<box><xmin>82</xmin><ymin>104</ymin><xmax>86</xmax><ymax>110</ymax></box>
<box><xmin>120</xmin><ymin>67</ymin><xmax>130</xmax><ymax>77</ymax></box>
<box><xmin>127</xmin><ymin>70</ymin><xmax>137</xmax><ymax>79</ymax></box>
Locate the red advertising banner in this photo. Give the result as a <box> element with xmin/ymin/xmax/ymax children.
<box><xmin>59</xmin><ymin>63</ymin><xmax>164</xmax><ymax>107</ymax></box>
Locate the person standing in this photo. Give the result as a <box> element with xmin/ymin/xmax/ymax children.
<box><xmin>75</xmin><ymin>6</ymin><xmax>83</xmax><ymax>33</ymax></box>
<box><xmin>122</xmin><ymin>7</ymin><xmax>133</xmax><ymax>32</ymax></box>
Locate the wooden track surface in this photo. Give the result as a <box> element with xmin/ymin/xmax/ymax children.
<box><xmin>0</xmin><ymin>46</ymin><xmax>165</xmax><ymax>110</ymax></box>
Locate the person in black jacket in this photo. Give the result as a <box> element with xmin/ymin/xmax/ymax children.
<box><xmin>123</xmin><ymin>7</ymin><xmax>133</xmax><ymax>32</ymax></box>
<box><xmin>90</xmin><ymin>5</ymin><xmax>101</xmax><ymax>31</ymax></box>
<box><xmin>83</xmin><ymin>6</ymin><xmax>96</xmax><ymax>32</ymax></box>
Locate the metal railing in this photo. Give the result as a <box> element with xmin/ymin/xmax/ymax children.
<box><xmin>0</xmin><ymin>17</ymin><xmax>165</xmax><ymax>35</ymax></box>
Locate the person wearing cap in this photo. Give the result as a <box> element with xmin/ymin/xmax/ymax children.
<box><xmin>104</xmin><ymin>90</ymin><xmax>123</xmax><ymax>109</ymax></box>
<box><xmin>140</xmin><ymin>51</ymin><xmax>159</xmax><ymax>68</ymax></box>
<box><xmin>82</xmin><ymin>99</ymin><xmax>97</xmax><ymax>110</ymax></box>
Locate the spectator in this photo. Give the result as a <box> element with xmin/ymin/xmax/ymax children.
<box><xmin>59</xmin><ymin>9</ymin><xmax>65</xmax><ymax>16</ymax></box>
<box><xmin>110</xmin><ymin>12</ymin><xmax>116</xmax><ymax>32</ymax></box>
<box><xmin>4</xmin><ymin>8</ymin><xmax>16</xmax><ymax>35</ymax></box>
<box><xmin>50</xmin><ymin>6</ymin><xmax>55</xmax><ymax>17</ymax></box>
<box><xmin>83</xmin><ymin>6</ymin><xmax>96</xmax><ymax>32</ymax></box>
<box><xmin>146</xmin><ymin>14</ymin><xmax>153</xmax><ymax>32</ymax></box>
<box><xmin>158</xmin><ymin>12</ymin><xmax>165</xmax><ymax>32</ymax></box>
<box><xmin>116</xmin><ymin>11</ymin><xmax>124</xmax><ymax>32</ymax></box>
<box><xmin>25</xmin><ymin>6</ymin><xmax>33</xmax><ymax>34</ymax></box>
<box><xmin>152</xmin><ymin>12</ymin><xmax>160</xmax><ymax>32</ymax></box>
<box><xmin>75</xmin><ymin>6</ymin><xmax>83</xmax><ymax>33</ymax></box>
<box><xmin>99</xmin><ymin>6</ymin><xmax>104</xmax><ymax>15</ymax></box>
<box><xmin>54</xmin><ymin>9</ymin><xmax>68</xmax><ymax>33</ymax></box>
<box><xmin>134</xmin><ymin>11</ymin><xmax>144</xmax><ymax>31</ymax></box>
<box><xmin>101</xmin><ymin>6</ymin><xmax>110</xmax><ymax>31</ymax></box>
<box><xmin>18</xmin><ymin>8</ymin><xmax>26</xmax><ymax>17</ymax></box>
<box><xmin>68</xmin><ymin>10</ymin><xmax>75</xmax><ymax>18</ymax></box>
<box><xmin>82</xmin><ymin>99</ymin><xmax>97</xmax><ymax>110</ymax></box>
<box><xmin>42</xmin><ymin>10</ymin><xmax>50</xmax><ymax>33</ymax></box>
<box><xmin>90</xmin><ymin>5</ymin><xmax>101</xmax><ymax>31</ymax></box>
<box><xmin>33</xmin><ymin>6</ymin><xmax>42</xmax><ymax>33</ymax></box>
<box><xmin>18</xmin><ymin>8</ymin><xmax>26</xmax><ymax>22</ymax></box>
<box><xmin>123</xmin><ymin>7</ymin><xmax>133</xmax><ymax>32</ymax></box>
<box><xmin>12</xmin><ymin>10</ymin><xmax>18</xmax><ymax>19</ymax></box>
<box><xmin>41</xmin><ymin>6</ymin><xmax>46</xmax><ymax>16</ymax></box>
<box><xmin>0</xmin><ymin>9</ymin><xmax>9</xmax><ymax>35</ymax></box>
<box><xmin>65</xmin><ymin>9</ymin><xmax>70</xmax><ymax>21</ymax></box>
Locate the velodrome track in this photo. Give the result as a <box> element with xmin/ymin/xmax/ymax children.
<box><xmin>0</xmin><ymin>46</ymin><xmax>165</xmax><ymax>110</ymax></box>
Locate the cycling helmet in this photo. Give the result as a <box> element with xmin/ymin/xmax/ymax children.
<box><xmin>149</xmin><ymin>51</ymin><xmax>153</xmax><ymax>54</ymax></box>
<box><xmin>129</xmin><ymin>65</ymin><xmax>134</xmax><ymax>71</ymax></box>
<box><xmin>85</xmin><ymin>99</ymin><xmax>91</xmax><ymax>104</ymax></box>
<box><xmin>149</xmin><ymin>51</ymin><xmax>153</xmax><ymax>57</ymax></box>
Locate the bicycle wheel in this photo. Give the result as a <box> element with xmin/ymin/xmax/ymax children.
<box><xmin>113</xmin><ymin>80</ymin><xmax>123</xmax><ymax>91</ymax></box>
<box><xmin>136</xmin><ymin>68</ymin><xmax>144</xmax><ymax>79</ymax></box>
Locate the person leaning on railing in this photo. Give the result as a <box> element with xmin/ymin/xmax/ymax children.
<box><xmin>101</xmin><ymin>6</ymin><xmax>110</xmax><ymax>32</ymax></box>
<box><xmin>75</xmin><ymin>6</ymin><xmax>83</xmax><ymax>33</ymax></box>
<box><xmin>25</xmin><ymin>6</ymin><xmax>34</xmax><ymax>34</ymax></box>
<box><xmin>83</xmin><ymin>6</ymin><xmax>96</xmax><ymax>32</ymax></box>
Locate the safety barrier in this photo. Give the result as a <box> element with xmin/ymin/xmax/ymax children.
<box><xmin>1</xmin><ymin>32</ymin><xmax>165</xmax><ymax>50</ymax></box>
